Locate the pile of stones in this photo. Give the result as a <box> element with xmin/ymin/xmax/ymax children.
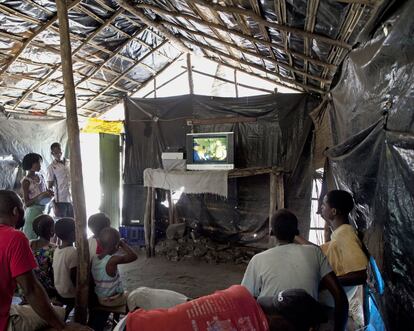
<box><xmin>154</xmin><ymin>223</ymin><xmax>262</xmax><ymax>264</ymax></box>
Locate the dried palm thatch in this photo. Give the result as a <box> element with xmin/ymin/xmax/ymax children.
<box><xmin>0</xmin><ymin>0</ymin><xmax>388</xmax><ymax>118</ymax></box>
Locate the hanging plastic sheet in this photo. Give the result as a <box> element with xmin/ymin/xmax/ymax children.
<box><xmin>123</xmin><ymin>93</ymin><xmax>319</xmax><ymax>244</ymax></box>
<box><xmin>0</xmin><ymin>118</ymin><xmax>68</xmax><ymax>190</ymax></box>
<box><xmin>322</xmin><ymin>0</ymin><xmax>414</xmax><ymax>328</ymax></box>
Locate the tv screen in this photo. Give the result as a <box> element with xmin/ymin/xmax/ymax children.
<box><xmin>193</xmin><ymin>136</ymin><xmax>228</xmax><ymax>163</ymax></box>
<box><xmin>186</xmin><ymin>132</ymin><xmax>234</xmax><ymax>170</ymax></box>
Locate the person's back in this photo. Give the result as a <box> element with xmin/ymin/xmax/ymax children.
<box><xmin>242</xmin><ymin>209</ymin><xmax>349</xmax><ymax>331</ymax></box>
<box><xmin>52</xmin><ymin>218</ymin><xmax>77</xmax><ymax>301</ymax></box>
<box><xmin>91</xmin><ymin>227</ymin><xmax>137</xmax><ymax>307</ymax></box>
<box><xmin>243</xmin><ymin>243</ymin><xmax>330</xmax><ymax>300</ymax></box>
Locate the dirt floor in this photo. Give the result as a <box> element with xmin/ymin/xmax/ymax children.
<box><xmin>119</xmin><ymin>249</ymin><xmax>246</xmax><ymax>299</ymax></box>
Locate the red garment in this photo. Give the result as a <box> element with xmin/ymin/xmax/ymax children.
<box><xmin>96</xmin><ymin>242</ymin><xmax>103</xmax><ymax>255</ymax></box>
<box><xmin>126</xmin><ymin>285</ymin><xmax>269</xmax><ymax>331</ymax></box>
<box><xmin>0</xmin><ymin>225</ymin><xmax>37</xmax><ymax>331</ymax></box>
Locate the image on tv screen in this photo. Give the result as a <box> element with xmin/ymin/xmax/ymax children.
<box><xmin>193</xmin><ymin>137</ymin><xmax>227</xmax><ymax>163</ymax></box>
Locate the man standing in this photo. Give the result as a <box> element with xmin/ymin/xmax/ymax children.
<box><xmin>47</xmin><ymin>142</ymin><xmax>73</xmax><ymax>218</ymax></box>
<box><xmin>242</xmin><ymin>209</ymin><xmax>349</xmax><ymax>331</ymax></box>
<box><xmin>0</xmin><ymin>190</ymin><xmax>88</xmax><ymax>331</ymax></box>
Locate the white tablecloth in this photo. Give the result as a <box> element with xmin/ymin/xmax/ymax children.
<box><xmin>143</xmin><ymin>168</ymin><xmax>229</xmax><ymax>197</ymax></box>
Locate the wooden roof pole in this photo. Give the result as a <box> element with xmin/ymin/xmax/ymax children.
<box><xmin>55</xmin><ymin>0</ymin><xmax>89</xmax><ymax>324</ymax></box>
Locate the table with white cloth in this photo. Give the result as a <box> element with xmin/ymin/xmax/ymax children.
<box><xmin>142</xmin><ymin>167</ymin><xmax>285</xmax><ymax>256</ymax></box>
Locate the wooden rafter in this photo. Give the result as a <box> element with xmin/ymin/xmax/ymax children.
<box><xmin>248</xmin><ymin>0</ymin><xmax>280</xmax><ymax>76</ymax></box>
<box><xmin>184</xmin><ymin>0</ymin><xmax>240</xmax><ymax>66</ymax></box>
<box><xmin>159</xmin><ymin>20</ymin><xmax>329</xmax><ymax>83</ymax></box>
<box><xmin>13</xmin><ymin>8</ymin><xmax>126</xmax><ymax>110</ymax></box>
<box><xmin>43</xmin><ymin>26</ymin><xmax>151</xmax><ymax>113</ymax></box>
<box><xmin>129</xmin><ymin>2</ymin><xmax>336</xmax><ymax>70</ymax></box>
<box><xmin>274</xmin><ymin>0</ymin><xmax>296</xmax><ymax>81</ymax></box>
<box><xmin>117</xmin><ymin>0</ymin><xmax>191</xmax><ymax>53</ymax></box>
<box><xmin>320</xmin><ymin>3</ymin><xmax>366</xmax><ymax>89</ymax></box>
<box><xmin>176</xmin><ymin>35</ymin><xmax>325</xmax><ymax>93</ymax></box>
<box><xmin>0</xmin><ymin>0</ymin><xmax>83</xmax><ymax>77</ymax></box>
<box><xmin>77</xmin><ymin>40</ymin><xmax>171</xmax><ymax>112</ymax></box>
<box><xmin>303</xmin><ymin>0</ymin><xmax>320</xmax><ymax>85</ymax></box>
<box><xmin>171</xmin><ymin>0</ymin><xmax>352</xmax><ymax>49</ymax></box>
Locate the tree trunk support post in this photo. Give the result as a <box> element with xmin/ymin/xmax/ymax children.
<box><xmin>56</xmin><ymin>0</ymin><xmax>89</xmax><ymax>323</ymax></box>
<box><xmin>187</xmin><ymin>53</ymin><xmax>194</xmax><ymax>95</ymax></box>
<box><xmin>143</xmin><ymin>187</ymin><xmax>152</xmax><ymax>257</ymax></box>
<box><xmin>269</xmin><ymin>170</ymin><xmax>285</xmax><ymax>244</ymax></box>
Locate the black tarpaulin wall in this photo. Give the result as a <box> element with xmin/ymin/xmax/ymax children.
<box><xmin>321</xmin><ymin>0</ymin><xmax>414</xmax><ymax>328</ymax></box>
<box><xmin>0</xmin><ymin>117</ymin><xmax>67</xmax><ymax>190</ymax></box>
<box><xmin>123</xmin><ymin>93</ymin><xmax>319</xmax><ymax>243</ymax></box>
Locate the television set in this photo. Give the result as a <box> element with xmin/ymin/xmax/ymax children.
<box><xmin>186</xmin><ymin>132</ymin><xmax>234</xmax><ymax>170</ymax></box>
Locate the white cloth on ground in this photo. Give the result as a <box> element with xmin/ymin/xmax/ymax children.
<box><xmin>114</xmin><ymin>287</ymin><xmax>189</xmax><ymax>331</ymax></box>
<box><xmin>143</xmin><ymin>168</ymin><xmax>228</xmax><ymax>197</ymax></box>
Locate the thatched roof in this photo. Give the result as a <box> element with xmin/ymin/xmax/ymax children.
<box><xmin>0</xmin><ymin>0</ymin><xmax>388</xmax><ymax>118</ymax></box>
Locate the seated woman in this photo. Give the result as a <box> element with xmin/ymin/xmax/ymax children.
<box><xmin>30</xmin><ymin>215</ymin><xmax>57</xmax><ymax>299</ymax></box>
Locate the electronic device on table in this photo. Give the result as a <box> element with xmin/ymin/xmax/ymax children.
<box><xmin>186</xmin><ymin>132</ymin><xmax>234</xmax><ymax>170</ymax></box>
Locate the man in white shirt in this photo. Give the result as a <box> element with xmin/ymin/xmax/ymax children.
<box><xmin>241</xmin><ymin>209</ymin><xmax>349</xmax><ymax>331</ymax></box>
<box><xmin>47</xmin><ymin>143</ymin><xmax>73</xmax><ymax>218</ymax></box>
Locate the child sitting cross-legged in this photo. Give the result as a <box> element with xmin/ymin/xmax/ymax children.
<box><xmin>52</xmin><ymin>218</ymin><xmax>77</xmax><ymax>319</ymax></box>
<box><xmin>88</xmin><ymin>213</ymin><xmax>110</xmax><ymax>261</ymax></box>
<box><xmin>91</xmin><ymin>227</ymin><xmax>138</xmax><ymax>307</ymax></box>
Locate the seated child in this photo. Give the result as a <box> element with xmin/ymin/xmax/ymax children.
<box><xmin>88</xmin><ymin>213</ymin><xmax>110</xmax><ymax>261</ymax></box>
<box><xmin>91</xmin><ymin>227</ymin><xmax>137</xmax><ymax>307</ymax></box>
<box><xmin>30</xmin><ymin>215</ymin><xmax>57</xmax><ymax>298</ymax></box>
<box><xmin>52</xmin><ymin>218</ymin><xmax>77</xmax><ymax>319</ymax></box>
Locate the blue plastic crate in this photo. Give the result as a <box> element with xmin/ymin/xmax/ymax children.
<box><xmin>119</xmin><ymin>225</ymin><xmax>145</xmax><ymax>247</ymax></box>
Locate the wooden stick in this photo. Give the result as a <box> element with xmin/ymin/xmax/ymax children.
<box><xmin>269</xmin><ymin>171</ymin><xmax>278</xmax><ymax>239</ymax></box>
<box><xmin>150</xmin><ymin>188</ymin><xmax>156</xmax><ymax>256</ymax></box>
<box><xmin>55</xmin><ymin>0</ymin><xmax>89</xmax><ymax>323</ymax></box>
<box><xmin>167</xmin><ymin>190</ymin><xmax>174</xmax><ymax>225</ymax></box>
<box><xmin>234</xmin><ymin>69</ymin><xmax>239</xmax><ymax>98</ymax></box>
<box><xmin>276</xmin><ymin>173</ymin><xmax>285</xmax><ymax>209</ymax></box>
<box><xmin>143</xmin><ymin>187</ymin><xmax>152</xmax><ymax>257</ymax></box>
<box><xmin>188</xmin><ymin>0</ymin><xmax>352</xmax><ymax>49</ymax></box>
<box><xmin>187</xmin><ymin>53</ymin><xmax>194</xmax><ymax>95</ymax></box>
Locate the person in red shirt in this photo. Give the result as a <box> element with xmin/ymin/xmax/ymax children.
<box><xmin>126</xmin><ymin>285</ymin><xmax>269</xmax><ymax>331</ymax></box>
<box><xmin>0</xmin><ymin>190</ymin><xmax>90</xmax><ymax>331</ymax></box>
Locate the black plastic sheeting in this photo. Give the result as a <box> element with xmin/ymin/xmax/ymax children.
<box><xmin>123</xmin><ymin>93</ymin><xmax>320</xmax><ymax>244</ymax></box>
<box><xmin>0</xmin><ymin>117</ymin><xmax>67</xmax><ymax>190</ymax></box>
<box><xmin>322</xmin><ymin>0</ymin><xmax>414</xmax><ymax>328</ymax></box>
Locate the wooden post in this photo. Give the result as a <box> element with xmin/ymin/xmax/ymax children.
<box><xmin>55</xmin><ymin>0</ymin><xmax>89</xmax><ymax>323</ymax></box>
<box><xmin>153</xmin><ymin>76</ymin><xmax>157</xmax><ymax>98</ymax></box>
<box><xmin>187</xmin><ymin>53</ymin><xmax>194</xmax><ymax>95</ymax></box>
<box><xmin>234</xmin><ymin>69</ymin><xmax>239</xmax><ymax>98</ymax></box>
<box><xmin>150</xmin><ymin>188</ymin><xmax>156</xmax><ymax>256</ymax></box>
<box><xmin>269</xmin><ymin>171</ymin><xmax>278</xmax><ymax>243</ymax></box>
<box><xmin>167</xmin><ymin>190</ymin><xmax>174</xmax><ymax>225</ymax></box>
<box><xmin>276</xmin><ymin>173</ymin><xmax>285</xmax><ymax>209</ymax></box>
<box><xmin>143</xmin><ymin>187</ymin><xmax>152</xmax><ymax>257</ymax></box>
